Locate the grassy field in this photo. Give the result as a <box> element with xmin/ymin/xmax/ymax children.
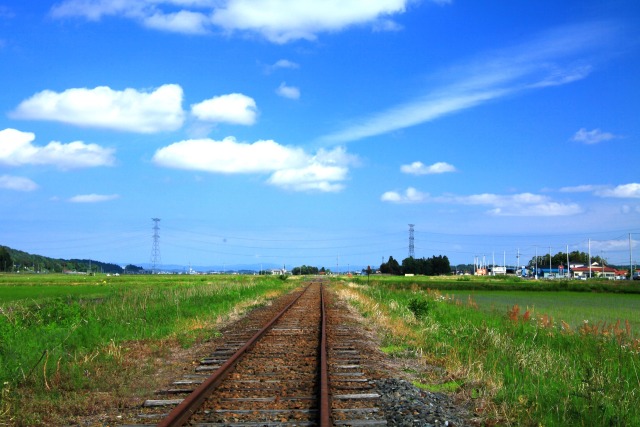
<box><xmin>335</xmin><ymin>277</ymin><xmax>640</xmax><ymax>426</ymax></box>
<box><xmin>3</xmin><ymin>273</ymin><xmax>639</xmax><ymax>426</ymax></box>
<box><xmin>0</xmin><ymin>273</ymin><xmax>299</xmax><ymax>426</ymax></box>
<box><xmin>447</xmin><ymin>290</ymin><xmax>640</xmax><ymax>333</ymax></box>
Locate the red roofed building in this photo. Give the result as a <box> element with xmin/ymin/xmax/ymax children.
<box><xmin>571</xmin><ymin>263</ymin><xmax>627</xmax><ymax>280</ymax></box>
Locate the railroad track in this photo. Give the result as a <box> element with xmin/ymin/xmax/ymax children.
<box><xmin>124</xmin><ymin>280</ymin><xmax>387</xmax><ymax>426</ymax></box>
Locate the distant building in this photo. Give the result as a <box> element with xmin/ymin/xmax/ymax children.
<box><xmin>571</xmin><ymin>263</ymin><xmax>621</xmax><ymax>280</ymax></box>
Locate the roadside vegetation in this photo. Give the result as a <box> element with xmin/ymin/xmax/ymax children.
<box><xmin>336</xmin><ymin>277</ymin><xmax>640</xmax><ymax>426</ymax></box>
<box><xmin>0</xmin><ymin>273</ymin><xmax>298</xmax><ymax>426</ymax></box>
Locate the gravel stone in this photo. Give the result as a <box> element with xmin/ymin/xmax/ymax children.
<box><xmin>374</xmin><ymin>378</ymin><xmax>471</xmax><ymax>427</ymax></box>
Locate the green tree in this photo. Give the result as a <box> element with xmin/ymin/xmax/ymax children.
<box><xmin>0</xmin><ymin>246</ymin><xmax>12</xmax><ymax>272</ymax></box>
<box><xmin>402</xmin><ymin>257</ymin><xmax>418</xmax><ymax>274</ymax></box>
<box><xmin>528</xmin><ymin>251</ymin><xmax>603</xmax><ymax>268</ymax></box>
<box><xmin>380</xmin><ymin>256</ymin><xmax>402</xmax><ymax>275</ymax></box>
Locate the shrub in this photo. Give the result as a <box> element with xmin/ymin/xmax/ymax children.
<box><xmin>407</xmin><ymin>298</ymin><xmax>431</xmax><ymax>319</ymax></box>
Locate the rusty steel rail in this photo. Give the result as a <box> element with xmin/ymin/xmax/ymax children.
<box><xmin>319</xmin><ymin>282</ymin><xmax>332</xmax><ymax>427</ymax></box>
<box><xmin>157</xmin><ymin>284</ymin><xmax>313</xmax><ymax>427</ymax></box>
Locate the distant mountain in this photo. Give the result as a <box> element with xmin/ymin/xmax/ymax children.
<box><xmin>1</xmin><ymin>244</ymin><xmax>368</xmax><ymax>275</ymax></box>
<box><xmin>0</xmin><ymin>245</ymin><xmax>131</xmax><ymax>274</ymax></box>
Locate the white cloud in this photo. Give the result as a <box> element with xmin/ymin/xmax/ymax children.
<box><xmin>191</xmin><ymin>93</ymin><xmax>257</xmax><ymax>125</ymax></box>
<box><xmin>381</xmin><ymin>187</ymin><xmax>582</xmax><ymax>216</ymax></box>
<box><xmin>381</xmin><ymin>187</ymin><xmax>427</xmax><ymax>203</ymax></box>
<box><xmin>153</xmin><ymin>137</ymin><xmax>307</xmax><ymax>173</ymax></box>
<box><xmin>12</xmin><ymin>84</ymin><xmax>184</xmax><ymax>133</ymax></box>
<box><xmin>268</xmin><ymin>163</ymin><xmax>347</xmax><ymax>192</ymax></box>
<box><xmin>0</xmin><ymin>128</ymin><xmax>115</xmax><ymax>169</ymax></box>
<box><xmin>571</xmin><ymin>128</ymin><xmax>619</xmax><ymax>145</ymax></box>
<box><xmin>276</xmin><ymin>82</ymin><xmax>300</xmax><ymax>100</ymax></box>
<box><xmin>68</xmin><ymin>193</ymin><xmax>120</xmax><ymax>203</ymax></box>
<box><xmin>596</xmin><ymin>183</ymin><xmax>640</xmax><ymax>199</ymax></box>
<box><xmin>401</xmin><ymin>161</ymin><xmax>456</xmax><ymax>175</ymax></box>
<box><xmin>143</xmin><ymin>9</ymin><xmax>210</xmax><ymax>34</ymax></box>
<box><xmin>560</xmin><ymin>183</ymin><xmax>640</xmax><ymax>199</ymax></box>
<box><xmin>152</xmin><ymin>137</ymin><xmax>354</xmax><ymax>192</ymax></box>
<box><xmin>50</xmin><ymin>0</ymin><xmax>214</xmax><ymax>34</ymax></box>
<box><xmin>51</xmin><ymin>0</ymin><xmax>410</xmax><ymax>41</ymax></box>
<box><xmin>0</xmin><ymin>175</ymin><xmax>38</xmax><ymax>192</ymax></box>
<box><xmin>321</xmin><ymin>22</ymin><xmax>617</xmax><ymax>143</ymax></box>
<box><xmin>267</xmin><ymin>146</ymin><xmax>355</xmax><ymax>192</ymax></box>
<box><xmin>211</xmin><ymin>0</ymin><xmax>408</xmax><ymax>43</ymax></box>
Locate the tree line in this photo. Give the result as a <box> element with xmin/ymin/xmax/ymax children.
<box><xmin>527</xmin><ymin>251</ymin><xmax>606</xmax><ymax>268</ymax></box>
<box><xmin>0</xmin><ymin>245</ymin><xmax>142</xmax><ymax>274</ymax></box>
<box><xmin>291</xmin><ymin>265</ymin><xmax>327</xmax><ymax>275</ymax></box>
<box><xmin>380</xmin><ymin>255</ymin><xmax>451</xmax><ymax>276</ymax></box>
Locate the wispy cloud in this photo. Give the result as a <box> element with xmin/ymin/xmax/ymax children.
<box><xmin>560</xmin><ymin>183</ymin><xmax>640</xmax><ymax>198</ymax></box>
<box><xmin>401</xmin><ymin>161</ymin><xmax>456</xmax><ymax>175</ymax></box>
<box><xmin>11</xmin><ymin>84</ymin><xmax>184</xmax><ymax>133</ymax></box>
<box><xmin>571</xmin><ymin>128</ymin><xmax>619</xmax><ymax>145</ymax></box>
<box><xmin>276</xmin><ymin>82</ymin><xmax>301</xmax><ymax>100</ymax></box>
<box><xmin>0</xmin><ymin>128</ymin><xmax>115</xmax><ymax>169</ymax></box>
<box><xmin>68</xmin><ymin>194</ymin><xmax>120</xmax><ymax>203</ymax></box>
<box><xmin>0</xmin><ymin>175</ymin><xmax>38</xmax><ymax>192</ymax></box>
<box><xmin>321</xmin><ymin>22</ymin><xmax>617</xmax><ymax>144</ymax></box>
<box><xmin>264</xmin><ymin>59</ymin><xmax>300</xmax><ymax>74</ymax></box>
<box><xmin>382</xmin><ymin>188</ymin><xmax>582</xmax><ymax>216</ymax></box>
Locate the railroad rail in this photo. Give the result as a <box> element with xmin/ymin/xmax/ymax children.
<box><xmin>124</xmin><ymin>280</ymin><xmax>387</xmax><ymax>426</ymax></box>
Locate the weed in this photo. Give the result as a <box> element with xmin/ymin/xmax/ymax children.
<box><xmin>408</xmin><ymin>298</ymin><xmax>431</xmax><ymax>319</ymax></box>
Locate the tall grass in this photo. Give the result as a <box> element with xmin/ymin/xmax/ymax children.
<box><xmin>0</xmin><ymin>274</ymin><xmax>296</xmax><ymax>425</ymax></box>
<box><xmin>336</xmin><ymin>280</ymin><xmax>640</xmax><ymax>426</ymax></box>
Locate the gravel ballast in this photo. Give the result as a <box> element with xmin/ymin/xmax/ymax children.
<box><xmin>374</xmin><ymin>378</ymin><xmax>471</xmax><ymax>427</ymax></box>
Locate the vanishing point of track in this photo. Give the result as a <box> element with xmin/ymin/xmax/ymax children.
<box><xmin>126</xmin><ymin>279</ymin><xmax>387</xmax><ymax>426</ymax></box>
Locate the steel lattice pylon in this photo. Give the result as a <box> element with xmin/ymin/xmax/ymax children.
<box><xmin>151</xmin><ymin>218</ymin><xmax>161</xmax><ymax>274</ymax></box>
<box><xmin>408</xmin><ymin>224</ymin><xmax>415</xmax><ymax>259</ymax></box>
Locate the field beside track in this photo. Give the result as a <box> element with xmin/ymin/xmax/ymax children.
<box><xmin>447</xmin><ymin>289</ymin><xmax>640</xmax><ymax>333</ymax></box>
<box><xmin>337</xmin><ymin>276</ymin><xmax>640</xmax><ymax>426</ymax></box>
<box><xmin>0</xmin><ymin>273</ymin><xmax>299</xmax><ymax>426</ymax></box>
<box><xmin>2</xmin><ymin>272</ymin><xmax>639</xmax><ymax>426</ymax></box>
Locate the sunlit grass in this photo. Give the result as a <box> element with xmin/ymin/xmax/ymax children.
<box><xmin>0</xmin><ymin>273</ymin><xmax>297</xmax><ymax>426</ymax></box>
<box><xmin>447</xmin><ymin>290</ymin><xmax>640</xmax><ymax>333</ymax></box>
<box><xmin>335</xmin><ymin>279</ymin><xmax>640</xmax><ymax>426</ymax></box>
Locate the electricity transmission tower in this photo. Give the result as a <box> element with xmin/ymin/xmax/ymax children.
<box><xmin>151</xmin><ymin>218</ymin><xmax>161</xmax><ymax>274</ymax></box>
<box><xmin>408</xmin><ymin>224</ymin><xmax>415</xmax><ymax>258</ymax></box>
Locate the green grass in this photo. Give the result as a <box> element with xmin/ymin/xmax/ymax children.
<box><xmin>0</xmin><ymin>273</ymin><xmax>298</xmax><ymax>425</ymax></box>
<box><xmin>338</xmin><ymin>279</ymin><xmax>640</xmax><ymax>426</ymax></box>
<box><xmin>413</xmin><ymin>379</ymin><xmax>463</xmax><ymax>393</ymax></box>
<box><xmin>447</xmin><ymin>290</ymin><xmax>640</xmax><ymax>334</ymax></box>
<box><xmin>351</xmin><ymin>274</ymin><xmax>640</xmax><ymax>294</ymax></box>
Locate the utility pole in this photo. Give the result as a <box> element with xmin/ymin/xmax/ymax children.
<box><xmin>567</xmin><ymin>244</ymin><xmax>570</xmax><ymax>279</ymax></box>
<box><xmin>151</xmin><ymin>218</ymin><xmax>161</xmax><ymax>274</ymax></box>
<box><xmin>631</xmin><ymin>233</ymin><xmax>635</xmax><ymax>280</ymax></box>
<box><xmin>588</xmin><ymin>238</ymin><xmax>591</xmax><ymax>279</ymax></box>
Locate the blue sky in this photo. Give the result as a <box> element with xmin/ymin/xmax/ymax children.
<box><xmin>1</xmin><ymin>0</ymin><xmax>639</xmax><ymax>271</ymax></box>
